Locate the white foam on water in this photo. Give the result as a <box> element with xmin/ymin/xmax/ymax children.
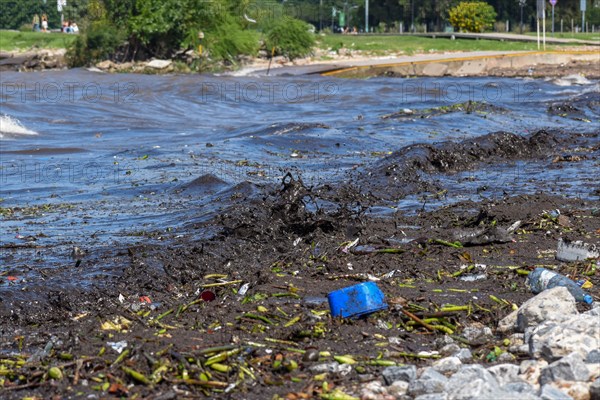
<box><xmin>0</xmin><ymin>115</ymin><xmax>38</xmax><ymax>139</ymax></box>
<box><xmin>552</xmin><ymin>74</ymin><xmax>595</xmax><ymax>87</ymax></box>
<box><xmin>547</xmin><ymin>81</ymin><xmax>599</xmax><ymax>96</ymax></box>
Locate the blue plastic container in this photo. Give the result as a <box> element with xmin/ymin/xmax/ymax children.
<box><xmin>328</xmin><ymin>282</ymin><xmax>388</xmax><ymax>318</ymax></box>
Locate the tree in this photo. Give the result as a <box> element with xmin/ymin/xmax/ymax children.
<box><xmin>449</xmin><ymin>1</ymin><xmax>497</xmax><ymax>32</ymax></box>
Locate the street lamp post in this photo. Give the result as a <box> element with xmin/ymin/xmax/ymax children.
<box><xmin>365</xmin><ymin>0</ymin><xmax>369</xmax><ymax>33</ymax></box>
<box><xmin>519</xmin><ymin>0</ymin><xmax>526</xmax><ymax>34</ymax></box>
<box><xmin>319</xmin><ymin>0</ymin><xmax>322</xmax><ymax>31</ymax></box>
<box><xmin>411</xmin><ymin>0</ymin><xmax>415</xmax><ymax>32</ymax></box>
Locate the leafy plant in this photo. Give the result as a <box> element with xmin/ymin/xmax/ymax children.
<box><xmin>67</xmin><ymin>22</ymin><xmax>125</xmax><ymax>66</ymax></box>
<box><xmin>264</xmin><ymin>17</ymin><xmax>315</xmax><ymax>61</ymax></box>
<box><xmin>204</xmin><ymin>16</ymin><xmax>260</xmax><ymax>63</ymax></box>
<box><xmin>448</xmin><ymin>2</ymin><xmax>497</xmax><ymax>33</ymax></box>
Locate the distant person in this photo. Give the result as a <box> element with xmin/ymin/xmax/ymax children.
<box><xmin>352</xmin><ymin>26</ymin><xmax>358</xmax><ymax>34</ymax></box>
<box><xmin>41</xmin><ymin>14</ymin><xmax>48</xmax><ymax>32</ymax></box>
<box><xmin>71</xmin><ymin>22</ymin><xmax>79</xmax><ymax>33</ymax></box>
<box><xmin>32</xmin><ymin>14</ymin><xmax>40</xmax><ymax>32</ymax></box>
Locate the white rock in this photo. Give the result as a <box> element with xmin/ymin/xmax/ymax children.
<box><xmin>446</xmin><ymin>364</ymin><xmax>499</xmax><ymax>399</ymax></box>
<box><xmin>408</xmin><ymin>368</ymin><xmax>448</xmax><ymax>397</ymax></box>
<box><xmin>519</xmin><ymin>359</ymin><xmax>549</xmax><ymax>389</ymax></box>
<box><xmin>584</xmin><ymin>305</ymin><xmax>600</xmax><ymax>317</ymax></box>
<box><xmin>388</xmin><ymin>380</ymin><xmax>409</xmax><ymax>397</ymax></box>
<box><xmin>498</xmin><ymin>352</ymin><xmax>517</xmax><ymax>363</ymax></box>
<box><xmin>363</xmin><ymin>380</ymin><xmax>386</xmax><ymax>394</ymax></box>
<box><xmin>590</xmin><ymin>378</ymin><xmax>600</xmax><ymax>400</ymax></box>
<box><xmin>488</xmin><ymin>363</ymin><xmax>523</xmax><ymax>386</ymax></box>
<box><xmin>540</xmin><ymin>352</ymin><xmax>591</xmax><ymax>386</ymax></box>
<box><xmin>432</xmin><ymin>357</ymin><xmax>462</xmax><ymax>375</ymax></box>
<box><xmin>508</xmin><ymin>333</ymin><xmax>527</xmax><ymax>354</ymax></box>
<box><xmin>559</xmin><ymin>381</ymin><xmax>592</xmax><ymax>400</ymax></box>
<box><xmin>414</xmin><ymin>394</ymin><xmax>449</xmax><ymax>400</ymax></box>
<box><xmin>539</xmin><ymin>384</ymin><xmax>573</xmax><ymax>400</ymax></box>
<box><xmin>382</xmin><ymin>365</ymin><xmax>417</xmax><ymax>385</ymax></box>
<box><xmin>498</xmin><ymin>309</ymin><xmax>518</xmax><ymax>333</ymax></box>
<box><xmin>587</xmin><ymin>364</ymin><xmax>600</xmax><ymax>382</ymax></box>
<box><xmin>528</xmin><ymin>313</ymin><xmax>600</xmax><ymax>360</ymax></box>
<box><xmin>586</xmin><ymin>350</ymin><xmax>600</xmax><ymax>364</ymax></box>
<box><xmin>309</xmin><ymin>362</ymin><xmax>352</xmax><ymax>376</ymax></box>
<box><xmin>96</xmin><ymin>60</ymin><xmax>115</xmax><ymax>70</ymax></box>
<box><xmin>436</xmin><ymin>335</ymin><xmax>455</xmax><ymax>347</ymax></box>
<box><xmin>502</xmin><ymin>381</ymin><xmax>539</xmax><ymax>399</ymax></box>
<box><xmin>516</xmin><ymin>287</ymin><xmax>577</xmax><ymax>333</ymax></box>
<box><xmin>499</xmin><ymin>391</ymin><xmax>540</xmax><ymax>400</ymax></box>
<box><xmin>455</xmin><ymin>348</ymin><xmax>473</xmax><ymax>363</ymax></box>
<box><xmin>461</xmin><ymin>322</ymin><xmax>494</xmax><ymax>345</ymax></box>
<box><xmin>440</xmin><ymin>343</ymin><xmax>461</xmax><ymax>357</ymax></box>
<box><xmin>146</xmin><ymin>59</ymin><xmax>172</xmax><ymax>69</ymax></box>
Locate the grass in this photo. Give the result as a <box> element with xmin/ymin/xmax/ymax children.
<box><xmin>1</xmin><ymin>29</ymin><xmax>595</xmax><ymax>58</ymax></box>
<box><xmin>316</xmin><ymin>34</ymin><xmax>590</xmax><ymax>55</ymax></box>
<box><xmin>0</xmin><ymin>30</ymin><xmax>77</xmax><ymax>52</ymax></box>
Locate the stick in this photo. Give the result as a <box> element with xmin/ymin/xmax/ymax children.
<box><xmin>400</xmin><ymin>308</ymin><xmax>434</xmax><ymax>331</ymax></box>
<box><xmin>266</xmin><ymin>46</ymin><xmax>275</xmax><ymax>76</ymax></box>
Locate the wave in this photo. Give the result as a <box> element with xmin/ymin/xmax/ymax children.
<box><xmin>0</xmin><ymin>115</ymin><xmax>38</xmax><ymax>139</ymax></box>
<box><xmin>551</xmin><ymin>74</ymin><xmax>594</xmax><ymax>87</ymax></box>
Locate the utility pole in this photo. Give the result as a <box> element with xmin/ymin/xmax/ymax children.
<box><xmin>536</xmin><ymin>0</ymin><xmax>546</xmax><ymax>50</ymax></box>
<box><xmin>581</xmin><ymin>0</ymin><xmax>587</xmax><ymax>33</ymax></box>
<box><xmin>365</xmin><ymin>0</ymin><xmax>369</xmax><ymax>33</ymax></box>
<box><xmin>319</xmin><ymin>0</ymin><xmax>322</xmax><ymax>31</ymax></box>
<box><xmin>519</xmin><ymin>0</ymin><xmax>526</xmax><ymax>35</ymax></box>
<box><xmin>411</xmin><ymin>0</ymin><xmax>415</xmax><ymax>32</ymax></box>
<box><xmin>550</xmin><ymin>0</ymin><xmax>557</xmax><ymax>36</ymax></box>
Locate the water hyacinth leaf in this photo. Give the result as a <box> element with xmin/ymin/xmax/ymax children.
<box><xmin>100</xmin><ymin>316</ymin><xmax>132</xmax><ymax>331</ymax></box>
<box><xmin>333</xmin><ymin>355</ymin><xmax>357</xmax><ymax>364</ymax></box>
<box><xmin>320</xmin><ymin>390</ymin><xmax>359</xmax><ymax>400</ymax></box>
<box><xmin>122</xmin><ymin>366</ymin><xmax>151</xmax><ymax>385</ymax></box>
<box><xmin>48</xmin><ymin>366</ymin><xmax>63</xmax><ymax>380</ymax></box>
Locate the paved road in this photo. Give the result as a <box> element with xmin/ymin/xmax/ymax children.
<box><xmin>408</xmin><ymin>32</ymin><xmax>599</xmax><ymax>46</ymax></box>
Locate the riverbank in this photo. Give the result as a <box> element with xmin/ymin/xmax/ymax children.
<box><xmin>1</xmin><ymin>29</ymin><xmax>598</xmax><ymax>78</ymax></box>
<box><xmin>0</xmin><ymin>48</ymin><xmax>67</xmax><ymax>71</ymax></box>
<box><xmin>3</xmin><ymin>46</ymin><xmax>598</xmax><ymax>80</ymax></box>
<box><xmin>236</xmin><ymin>48</ymin><xmax>600</xmax><ymax>79</ymax></box>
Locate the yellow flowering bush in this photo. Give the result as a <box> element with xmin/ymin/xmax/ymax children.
<box><xmin>449</xmin><ymin>2</ymin><xmax>497</xmax><ymax>33</ymax></box>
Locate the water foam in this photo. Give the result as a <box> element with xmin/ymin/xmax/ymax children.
<box><xmin>0</xmin><ymin>115</ymin><xmax>38</xmax><ymax>139</ymax></box>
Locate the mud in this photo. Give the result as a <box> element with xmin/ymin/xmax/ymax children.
<box><xmin>1</xmin><ymin>125</ymin><xmax>599</xmax><ymax>398</ymax></box>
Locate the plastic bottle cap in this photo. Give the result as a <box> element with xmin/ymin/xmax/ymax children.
<box><xmin>583</xmin><ymin>294</ymin><xmax>594</xmax><ymax>305</ymax></box>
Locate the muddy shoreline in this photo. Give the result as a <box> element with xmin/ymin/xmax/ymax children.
<box><xmin>1</xmin><ymin>122</ymin><xmax>598</xmax><ymax>398</ymax></box>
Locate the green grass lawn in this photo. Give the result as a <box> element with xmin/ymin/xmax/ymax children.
<box><xmin>317</xmin><ymin>34</ymin><xmax>587</xmax><ymax>55</ymax></box>
<box><xmin>526</xmin><ymin>32</ymin><xmax>600</xmax><ymax>41</ymax></box>
<box><xmin>0</xmin><ymin>30</ymin><xmax>77</xmax><ymax>52</ymax></box>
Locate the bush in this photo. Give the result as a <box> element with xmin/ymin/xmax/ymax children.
<box><xmin>449</xmin><ymin>2</ymin><xmax>497</xmax><ymax>33</ymax></box>
<box><xmin>67</xmin><ymin>22</ymin><xmax>125</xmax><ymax>66</ymax></box>
<box><xmin>204</xmin><ymin>16</ymin><xmax>260</xmax><ymax>62</ymax></box>
<box><xmin>264</xmin><ymin>17</ymin><xmax>315</xmax><ymax>60</ymax></box>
